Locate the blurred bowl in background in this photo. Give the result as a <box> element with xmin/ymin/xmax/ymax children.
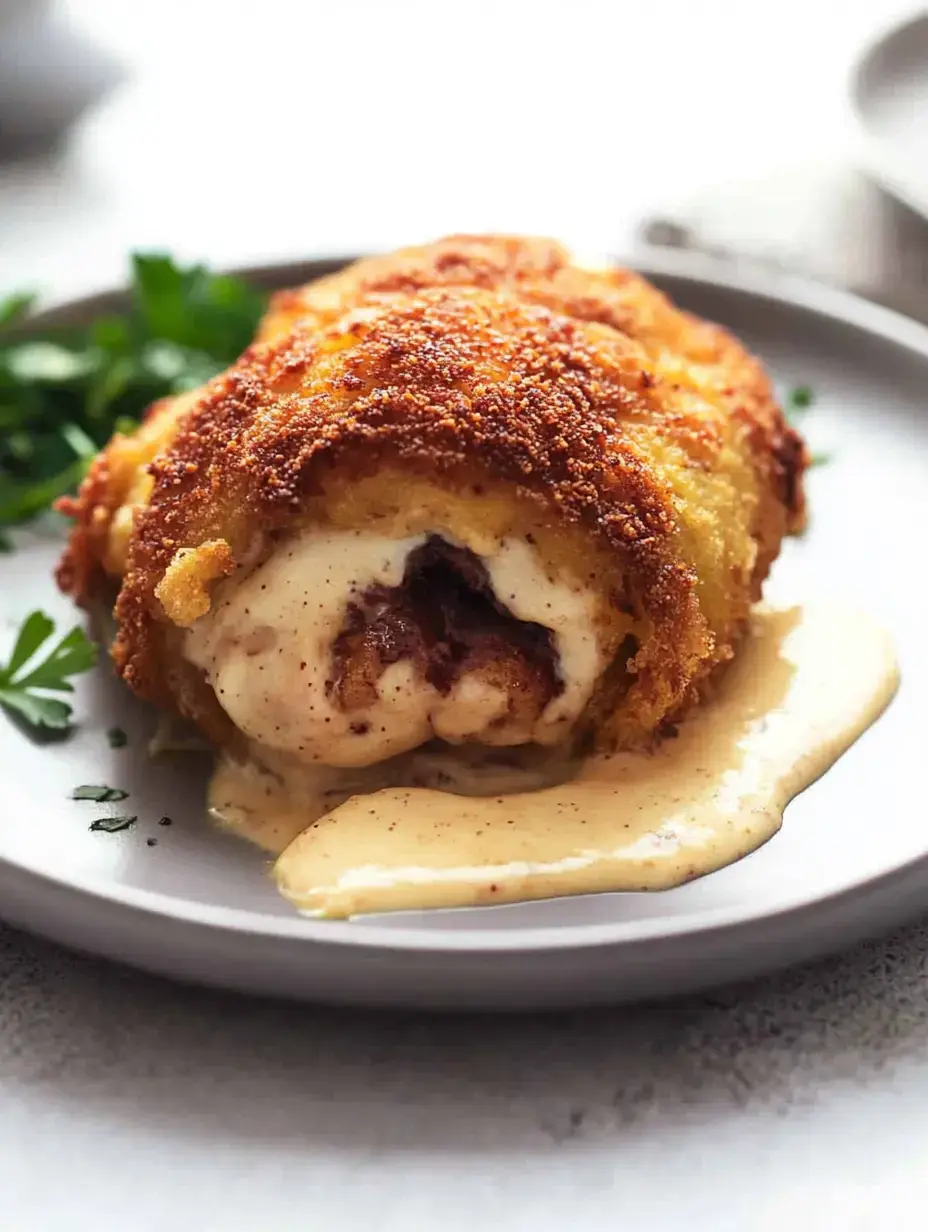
<box><xmin>0</xmin><ymin>0</ymin><xmax>51</xmax><ymax>25</ymax></box>
<box><xmin>0</xmin><ymin>0</ymin><xmax>121</xmax><ymax>154</ymax></box>
<box><xmin>849</xmin><ymin>9</ymin><xmax>928</xmax><ymax>223</ymax></box>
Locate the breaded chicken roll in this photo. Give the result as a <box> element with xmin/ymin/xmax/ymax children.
<box><xmin>58</xmin><ymin>238</ymin><xmax>806</xmax><ymax>769</ymax></box>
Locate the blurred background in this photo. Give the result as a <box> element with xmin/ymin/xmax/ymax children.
<box><xmin>0</xmin><ymin>0</ymin><xmax>926</xmax><ymax>317</ymax></box>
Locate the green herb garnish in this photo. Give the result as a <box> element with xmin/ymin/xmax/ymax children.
<box><xmin>786</xmin><ymin>385</ymin><xmax>814</xmax><ymax>417</ymax></box>
<box><xmin>70</xmin><ymin>784</ymin><xmax>129</xmax><ymax>802</ymax></box>
<box><xmin>0</xmin><ymin>611</ymin><xmax>98</xmax><ymax>733</ymax></box>
<box><xmin>0</xmin><ymin>255</ymin><xmax>265</xmax><ymax>535</ymax></box>
<box><xmin>0</xmin><ymin>291</ymin><xmax>36</xmax><ymax>330</ymax></box>
<box><xmin>89</xmin><ymin>814</ymin><xmax>137</xmax><ymax>833</ymax></box>
<box><xmin>783</xmin><ymin>385</ymin><xmax>831</xmax><ymax>467</ymax></box>
<box><xmin>106</xmin><ymin>725</ymin><xmax>128</xmax><ymax>748</ymax></box>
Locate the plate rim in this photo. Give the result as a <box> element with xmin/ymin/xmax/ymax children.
<box><xmin>847</xmin><ymin>7</ymin><xmax>928</xmax><ymax>221</ymax></box>
<box><xmin>2</xmin><ymin>247</ymin><xmax>924</xmax><ymax>956</ymax></box>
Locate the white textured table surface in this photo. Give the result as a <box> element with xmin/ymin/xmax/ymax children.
<box><xmin>3</xmin><ymin>921</ymin><xmax>928</xmax><ymax>1231</ymax></box>
<box><xmin>2</xmin><ymin>2</ymin><xmax>928</xmax><ymax>1228</ymax></box>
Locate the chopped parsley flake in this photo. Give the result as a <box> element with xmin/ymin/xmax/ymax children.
<box><xmin>89</xmin><ymin>814</ymin><xmax>137</xmax><ymax>833</ymax></box>
<box><xmin>70</xmin><ymin>784</ymin><xmax>129</xmax><ymax>803</ymax></box>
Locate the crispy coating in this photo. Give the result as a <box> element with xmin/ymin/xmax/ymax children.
<box><xmin>154</xmin><ymin>538</ymin><xmax>235</xmax><ymax>627</ymax></box>
<box><xmin>57</xmin><ymin>235</ymin><xmax>807</xmax><ymax>757</ymax></box>
<box><xmin>56</xmin><ymin>389</ymin><xmax>202</xmax><ymax>600</ymax></box>
<box><xmin>259</xmin><ymin>234</ymin><xmax>805</xmax><ymax>558</ymax></box>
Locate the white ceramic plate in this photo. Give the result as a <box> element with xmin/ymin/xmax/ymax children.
<box><xmin>0</xmin><ymin>252</ymin><xmax>925</xmax><ymax>1010</ymax></box>
<box><xmin>850</xmin><ymin>10</ymin><xmax>928</xmax><ymax>220</ymax></box>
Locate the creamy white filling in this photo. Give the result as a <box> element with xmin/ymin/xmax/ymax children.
<box><xmin>186</xmin><ymin>528</ymin><xmax>605</xmax><ymax>768</ymax></box>
<box><xmin>482</xmin><ymin>539</ymin><xmax>603</xmax><ymax>730</ymax></box>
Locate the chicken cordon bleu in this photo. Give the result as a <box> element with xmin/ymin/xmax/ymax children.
<box><xmin>57</xmin><ymin>235</ymin><xmax>807</xmax><ymax>801</ymax></box>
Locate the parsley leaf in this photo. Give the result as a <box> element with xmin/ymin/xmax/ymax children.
<box><xmin>786</xmin><ymin>385</ymin><xmax>814</xmax><ymax>416</ymax></box>
<box><xmin>0</xmin><ymin>611</ymin><xmax>98</xmax><ymax>733</ymax></box>
<box><xmin>90</xmin><ymin>815</ymin><xmax>137</xmax><ymax>833</ymax></box>
<box><xmin>0</xmin><ymin>255</ymin><xmax>265</xmax><ymax>534</ymax></box>
<box><xmin>70</xmin><ymin>784</ymin><xmax>129</xmax><ymax>802</ymax></box>
<box><xmin>0</xmin><ymin>292</ymin><xmax>36</xmax><ymax>330</ymax></box>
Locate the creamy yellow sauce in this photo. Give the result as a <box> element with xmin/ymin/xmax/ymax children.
<box><xmin>209</xmin><ymin>602</ymin><xmax>898</xmax><ymax>918</ymax></box>
<box><xmin>209</xmin><ymin>740</ymin><xmax>580</xmax><ymax>856</ymax></box>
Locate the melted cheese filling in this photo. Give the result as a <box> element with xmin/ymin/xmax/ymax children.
<box><xmin>186</xmin><ymin>529</ymin><xmax>606</xmax><ymax>768</ymax></box>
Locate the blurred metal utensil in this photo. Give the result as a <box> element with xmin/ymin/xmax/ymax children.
<box><xmin>639</xmin><ymin>166</ymin><xmax>928</xmax><ymax>327</ymax></box>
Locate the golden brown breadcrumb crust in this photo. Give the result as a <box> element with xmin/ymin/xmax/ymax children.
<box><xmin>154</xmin><ymin>538</ymin><xmax>235</xmax><ymax>626</ymax></box>
<box><xmin>112</xmin><ymin>287</ymin><xmax>796</xmax><ymax>751</ymax></box>
<box><xmin>259</xmin><ymin>234</ymin><xmax>805</xmax><ymax>542</ymax></box>
<box><xmin>56</xmin><ymin>390</ymin><xmax>202</xmax><ymax>601</ymax></box>
<box><xmin>57</xmin><ymin>234</ymin><xmax>807</xmax><ymax>755</ymax></box>
<box><xmin>59</xmin><ymin>235</ymin><xmax>804</xmax><ymax>604</ymax></box>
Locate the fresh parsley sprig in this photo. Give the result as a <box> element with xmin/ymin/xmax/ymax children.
<box><xmin>0</xmin><ymin>610</ymin><xmax>98</xmax><ymax>733</ymax></box>
<box><xmin>0</xmin><ymin>255</ymin><xmax>266</xmax><ymax>535</ymax></box>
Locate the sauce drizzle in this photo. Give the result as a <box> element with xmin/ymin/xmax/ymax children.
<box><xmin>209</xmin><ymin>603</ymin><xmax>899</xmax><ymax>918</ymax></box>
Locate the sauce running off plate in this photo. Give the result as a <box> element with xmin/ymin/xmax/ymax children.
<box><xmin>210</xmin><ymin>601</ymin><xmax>899</xmax><ymax>918</ymax></box>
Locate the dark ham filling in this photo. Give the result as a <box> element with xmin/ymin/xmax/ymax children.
<box><xmin>327</xmin><ymin>536</ymin><xmax>562</xmax><ymax>719</ymax></box>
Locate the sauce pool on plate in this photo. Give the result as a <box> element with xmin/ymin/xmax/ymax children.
<box><xmin>208</xmin><ymin>602</ymin><xmax>899</xmax><ymax>918</ymax></box>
